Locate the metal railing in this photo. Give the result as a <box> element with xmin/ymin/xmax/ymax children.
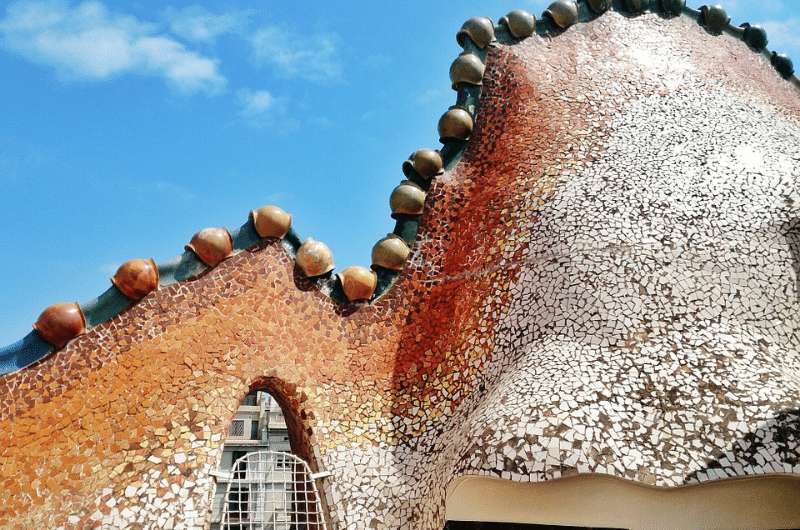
<box><xmin>220</xmin><ymin>451</ymin><xmax>327</xmax><ymax>530</ymax></box>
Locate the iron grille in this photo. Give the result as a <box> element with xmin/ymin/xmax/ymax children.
<box><xmin>220</xmin><ymin>451</ymin><xmax>327</xmax><ymax>530</ymax></box>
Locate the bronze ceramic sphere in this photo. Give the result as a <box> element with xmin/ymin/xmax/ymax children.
<box><xmin>587</xmin><ymin>0</ymin><xmax>611</xmax><ymax>14</ymax></box>
<box><xmin>33</xmin><ymin>302</ymin><xmax>86</xmax><ymax>349</ymax></box>
<box><xmin>390</xmin><ymin>181</ymin><xmax>427</xmax><ymax>216</ymax></box>
<box><xmin>449</xmin><ymin>53</ymin><xmax>485</xmax><ymax>89</ymax></box>
<box><xmin>186</xmin><ymin>227</ymin><xmax>233</xmax><ymax>267</ymax></box>
<box><xmin>371</xmin><ymin>234</ymin><xmax>411</xmax><ymax>272</ymax></box>
<box><xmin>700</xmin><ymin>4</ymin><xmax>730</xmax><ymax>34</ymax></box>
<box><xmin>438</xmin><ymin>107</ymin><xmax>474</xmax><ymax>142</ymax></box>
<box><xmin>456</xmin><ymin>17</ymin><xmax>495</xmax><ymax>49</ymax></box>
<box><xmin>251</xmin><ymin>205</ymin><xmax>292</xmax><ymax>239</ymax></box>
<box><xmin>544</xmin><ymin>0</ymin><xmax>579</xmax><ymax>29</ymax></box>
<box><xmin>771</xmin><ymin>52</ymin><xmax>794</xmax><ymax>80</ymax></box>
<box><xmin>112</xmin><ymin>258</ymin><xmax>159</xmax><ymax>300</ymax></box>
<box><xmin>624</xmin><ymin>0</ymin><xmax>649</xmax><ymax>13</ymax></box>
<box><xmin>500</xmin><ymin>10</ymin><xmax>536</xmax><ymax>39</ymax></box>
<box><xmin>740</xmin><ymin>23</ymin><xmax>768</xmax><ymax>51</ymax></box>
<box><xmin>660</xmin><ymin>0</ymin><xmax>685</xmax><ymax>16</ymax></box>
<box><xmin>402</xmin><ymin>149</ymin><xmax>444</xmax><ymax>180</ymax></box>
<box><xmin>296</xmin><ymin>238</ymin><xmax>335</xmax><ymax>277</ymax></box>
<box><xmin>338</xmin><ymin>266</ymin><xmax>378</xmax><ymax>302</ymax></box>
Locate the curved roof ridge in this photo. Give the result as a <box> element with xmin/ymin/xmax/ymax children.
<box><xmin>1</xmin><ymin>0</ymin><xmax>797</xmax><ymax>376</ymax></box>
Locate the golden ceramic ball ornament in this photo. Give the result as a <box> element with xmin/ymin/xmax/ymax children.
<box><xmin>544</xmin><ymin>0</ymin><xmax>579</xmax><ymax>29</ymax></box>
<box><xmin>438</xmin><ymin>107</ymin><xmax>474</xmax><ymax>142</ymax></box>
<box><xmin>338</xmin><ymin>266</ymin><xmax>378</xmax><ymax>302</ymax></box>
<box><xmin>402</xmin><ymin>149</ymin><xmax>444</xmax><ymax>180</ymax></box>
<box><xmin>251</xmin><ymin>205</ymin><xmax>292</xmax><ymax>239</ymax></box>
<box><xmin>500</xmin><ymin>10</ymin><xmax>536</xmax><ymax>39</ymax></box>
<box><xmin>456</xmin><ymin>16</ymin><xmax>495</xmax><ymax>49</ymax></box>
<box><xmin>700</xmin><ymin>4</ymin><xmax>730</xmax><ymax>34</ymax></box>
<box><xmin>390</xmin><ymin>181</ymin><xmax>427</xmax><ymax>216</ymax></box>
<box><xmin>296</xmin><ymin>238</ymin><xmax>335</xmax><ymax>277</ymax></box>
<box><xmin>33</xmin><ymin>302</ymin><xmax>86</xmax><ymax>349</ymax></box>
<box><xmin>371</xmin><ymin>234</ymin><xmax>411</xmax><ymax>272</ymax></box>
<box><xmin>112</xmin><ymin>258</ymin><xmax>159</xmax><ymax>300</ymax></box>
<box><xmin>586</xmin><ymin>0</ymin><xmax>612</xmax><ymax>14</ymax></box>
<box><xmin>449</xmin><ymin>52</ymin><xmax>485</xmax><ymax>89</ymax></box>
<box><xmin>660</xmin><ymin>0</ymin><xmax>686</xmax><ymax>15</ymax></box>
<box><xmin>186</xmin><ymin>227</ymin><xmax>233</xmax><ymax>267</ymax></box>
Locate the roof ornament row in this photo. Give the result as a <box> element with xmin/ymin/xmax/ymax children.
<box><xmin>20</xmin><ymin>0</ymin><xmax>799</xmax><ymax>357</ymax></box>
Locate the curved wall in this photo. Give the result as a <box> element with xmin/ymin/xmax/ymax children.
<box><xmin>446</xmin><ymin>475</ymin><xmax>800</xmax><ymax>529</ymax></box>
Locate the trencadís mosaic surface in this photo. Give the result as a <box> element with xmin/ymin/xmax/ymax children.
<box><xmin>1</xmin><ymin>2</ymin><xmax>799</xmax><ymax>529</ymax></box>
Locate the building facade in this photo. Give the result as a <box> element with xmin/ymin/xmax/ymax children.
<box><xmin>209</xmin><ymin>391</ymin><xmax>292</xmax><ymax>529</ymax></box>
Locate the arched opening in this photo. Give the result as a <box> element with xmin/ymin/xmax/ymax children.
<box><xmin>210</xmin><ymin>387</ymin><xmax>328</xmax><ymax>529</ymax></box>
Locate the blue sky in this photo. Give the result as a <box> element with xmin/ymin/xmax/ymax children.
<box><xmin>0</xmin><ymin>0</ymin><xmax>798</xmax><ymax>345</ymax></box>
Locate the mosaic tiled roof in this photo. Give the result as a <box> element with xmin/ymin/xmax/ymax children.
<box><xmin>1</xmin><ymin>2</ymin><xmax>800</xmax><ymax>529</ymax></box>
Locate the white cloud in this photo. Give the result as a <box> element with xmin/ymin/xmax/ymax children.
<box><xmin>250</xmin><ymin>26</ymin><xmax>341</xmax><ymax>82</ymax></box>
<box><xmin>153</xmin><ymin>180</ymin><xmax>196</xmax><ymax>202</ymax></box>
<box><xmin>163</xmin><ymin>5</ymin><xmax>252</xmax><ymax>44</ymax></box>
<box><xmin>237</xmin><ymin>88</ymin><xmax>274</xmax><ymax>117</ymax></box>
<box><xmin>0</xmin><ymin>0</ymin><xmax>226</xmax><ymax>94</ymax></box>
<box><xmin>235</xmin><ymin>88</ymin><xmax>298</xmax><ymax>131</ymax></box>
<box><xmin>760</xmin><ymin>18</ymin><xmax>800</xmax><ymax>57</ymax></box>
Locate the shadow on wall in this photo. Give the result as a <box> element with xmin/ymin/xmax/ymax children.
<box><xmin>685</xmin><ymin>406</ymin><xmax>800</xmax><ymax>484</ymax></box>
<box><xmin>444</xmin><ymin>472</ymin><xmax>800</xmax><ymax>529</ymax></box>
<box><xmin>783</xmin><ymin>218</ymin><xmax>800</xmax><ymax>301</ymax></box>
<box><xmin>444</xmin><ymin>521</ymin><xmax>621</xmax><ymax>530</ymax></box>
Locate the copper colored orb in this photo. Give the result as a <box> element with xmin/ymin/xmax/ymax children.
<box><xmin>500</xmin><ymin>10</ymin><xmax>536</xmax><ymax>39</ymax></box>
<box><xmin>740</xmin><ymin>23</ymin><xmax>768</xmax><ymax>51</ymax></box>
<box><xmin>771</xmin><ymin>52</ymin><xmax>794</xmax><ymax>80</ymax></box>
<box><xmin>587</xmin><ymin>0</ymin><xmax>611</xmax><ymax>14</ymax></box>
<box><xmin>338</xmin><ymin>266</ymin><xmax>378</xmax><ymax>302</ymax></box>
<box><xmin>390</xmin><ymin>180</ymin><xmax>427</xmax><ymax>216</ymax></box>
<box><xmin>296</xmin><ymin>238</ymin><xmax>335</xmax><ymax>277</ymax></box>
<box><xmin>623</xmin><ymin>0</ymin><xmax>649</xmax><ymax>13</ymax></box>
<box><xmin>456</xmin><ymin>17</ymin><xmax>495</xmax><ymax>49</ymax></box>
<box><xmin>371</xmin><ymin>234</ymin><xmax>411</xmax><ymax>272</ymax></box>
<box><xmin>438</xmin><ymin>107</ymin><xmax>474</xmax><ymax>142</ymax></box>
<box><xmin>449</xmin><ymin>52</ymin><xmax>485</xmax><ymax>89</ymax></box>
<box><xmin>544</xmin><ymin>0</ymin><xmax>579</xmax><ymax>29</ymax></box>
<box><xmin>112</xmin><ymin>258</ymin><xmax>159</xmax><ymax>300</ymax></box>
<box><xmin>402</xmin><ymin>148</ymin><xmax>444</xmax><ymax>180</ymax></box>
<box><xmin>700</xmin><ymin>4</ymin><xmax>730</xmax><ymax>34</ymax></box>
<box><xmin>251</xmin><ymin>205</ymin><xmax>292</xmax><ymax>239</ymax></box>
<box><xmin>660</xmin><ymin>0</ymin><xmax>685</xmax><ymax>16</ymax></box>
<box><xmin>186</xmin><ymin>227</ymin><xmax>233</xmax><ymax>267</ymax></box>
<box><xmin>33</xmin><ymin>302</ymin><xmax>86</xmax><ymax>349</ymax></box>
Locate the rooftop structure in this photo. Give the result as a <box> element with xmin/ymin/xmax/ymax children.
<box><xmin>1</xmin><ymin>2</ymin><xmax>799</xmax><ymax>529</ymax></box>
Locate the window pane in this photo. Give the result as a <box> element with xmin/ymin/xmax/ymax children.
<box><xmin>232</xmin><ymin>451</ymin><xmax>248</xmax><ymax>480</ymax></box>
<box><xmin>242</xmin><ymin>391</ymin><xmax>258</xmax><ymax>406</ymax></box>
<box><xmin>250</xmin><ymin>420</ymin><xmax>259</xmax><ymax>440</ymax></box>
<box><xmin>229</xmin><ymin>420</ymin><xmax>244</xmax><ymax>437</ymax></box>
